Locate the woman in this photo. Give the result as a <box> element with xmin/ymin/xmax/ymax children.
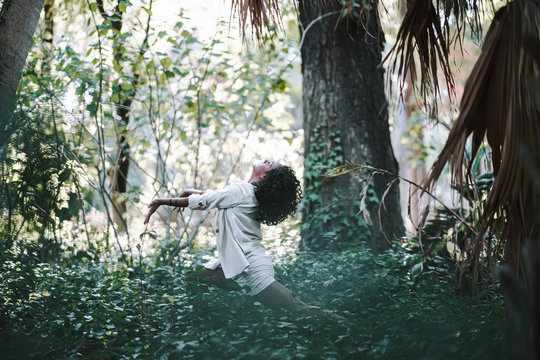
<box><xmin>144</xmin><ymin>160</ymin><xmax>321</xmax><ymax>314</ymax></box>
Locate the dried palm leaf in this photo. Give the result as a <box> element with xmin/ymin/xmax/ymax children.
<box><xmin>385</xmin><ymin>0</ymin><xmax>493</xmax><ymax>112</ymax></box>
<box><xmin>425</xmin><ymin>0</ymin><xmax>540</xmax><ymax>289</ymax></box>
<box><xmin>230</xmin><ymin>0</ymin><xmax>282</xmax><ymax>43</ymax></box>
<box><xmin>437</xmin><ymin>0</ymin><xmax>486</xmax><ymax>46</ymax></box>
<box><xmin>385</xmin><ymin>0</ymin><xmax>454</xmax><ymax>113</ymax></box>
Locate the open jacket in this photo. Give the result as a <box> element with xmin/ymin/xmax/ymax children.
<box><xmin>188</xmin><ymin>181</ymin><xmax>264</xmax><ymax>279</ymax></box>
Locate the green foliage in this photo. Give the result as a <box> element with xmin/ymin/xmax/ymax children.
<box><xmin>0</xmin><ymin>244</ymin><xmax>504</xmax><ymax>359</ymax></box>
<box><xmin>401</xmin><ymin>110</ymin><xmax>433</xmax><ymax>168</ymax></box>
<box><xmin>0</xmin><ymin>30</ymin><xmax>105</xmax><ymax>263</ymax></box>
<box><xmin>0</xmin><ymin>4</ymin><xmax>507</xmax><ymax>358</ymax></box>
<box><xmin>2</xmin><ymin>2</ymin><xmax>302</xmax><ymax>266</ymax></box>
<box><xmin>422</xmin><ymin>169</ymin><xmax>496</xmax><ymax>288</ymax></box>
<box><xmin>302</xmin><ymin>123</ymin><xmax>373</xmax><ymax>249</ymax></box>
<box><xmin>0</xmin><ymin>108</ymin><xmax>81</xmax><ymax>263</ymax></box>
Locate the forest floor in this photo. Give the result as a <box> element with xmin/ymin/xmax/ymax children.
<box><xmin>1</xmin><ymin>245</ymin><xmax>505</xmax><ymax>359</ymax></box>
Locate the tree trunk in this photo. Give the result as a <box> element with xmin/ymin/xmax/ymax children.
<box><xmin>41</xmin><ymin>0</ymin><xmax>54</xmax><ymax>74</ymax></box>
<box><xmin>108</xmin><ymin>1</ymin><xmax>129</xmax><ymax>233</ymax></box>
<box><xmin>299</xmin><ymin>0</ymin><xmax>404</xmax><ymax>251</ymax></box>
<box><xmin>96</xmin><ymin>0</ymin><xmax>139</xmax><ymax>233</ymax></box>
<box><xmin>404</xmin><ymin>70</ymin><xmax>426</xmax><ymax>229</ymax></box>
<box><xmin>0</xmin><ymin>0</ymin><xmax>45</xmax><ymax>145</ymax></box>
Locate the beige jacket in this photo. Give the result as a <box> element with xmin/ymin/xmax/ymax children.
<box><xmin>188</xmin><ymin>181</ymin><xmax>264</xmax><ymax>279</ymax></box>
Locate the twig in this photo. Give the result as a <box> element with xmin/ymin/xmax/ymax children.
<box><xmin>298</xmin><ymin>10</ymin><xmax>341</xmax><ymax>50</ymax></box>
<box><xmin>326</xmin><ymin>162</ymin><xmax>479</xmax><ymax>238</ymax></box>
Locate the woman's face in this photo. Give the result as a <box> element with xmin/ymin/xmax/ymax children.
<box><xmin>251</xmin><ymin>160</ymin><xmax>282</xmax><ymax>183</ymax></box>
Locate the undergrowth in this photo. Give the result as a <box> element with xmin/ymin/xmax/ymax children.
<box><xmin>0</xmin><ymin>244</ymin><xmax>505</xmax><ymax>359</ymax></box>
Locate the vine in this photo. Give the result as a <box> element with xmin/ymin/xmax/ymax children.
<box><xmin>301</xmin><ymin>123</ymin><xmax>376</xmax><ymax>249</ymax></box>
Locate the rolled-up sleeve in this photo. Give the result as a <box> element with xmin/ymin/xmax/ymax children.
<box><xmin>187</xmin><ymin>184</ymin><xmax>242</xmax><ymax>210</ymax></box>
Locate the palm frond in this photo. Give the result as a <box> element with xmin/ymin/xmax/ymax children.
<box><xmin>425</xmin><ymin>0</ymin><xmax>540</xmax><ymax>287</ymax></box>
<box><xmin>230</xmin><ymin>0</ymin><xmax>282</xmax><ymax>43</ymax></box>
<box><xmin>385</xmin><ymin>0</ymin><xmax>454</xmax><ymax>112</ymax></box>
<box><xmin>386</xmin><ymin>0</ymin><xmax>492</xmax><ymax>112</ymax></box>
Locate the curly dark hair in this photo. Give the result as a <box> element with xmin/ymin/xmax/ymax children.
<box><xmin>254</xmin><ymin>166</ymin><xmax>303</xmax><ymax>226</ymax></box>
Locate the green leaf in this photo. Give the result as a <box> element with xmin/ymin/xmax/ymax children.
<box><xmin>160</xmin><ymin>57</ymin><xmax>172</xmax><ymax>70</ymax></box>
<box><xmin>120</xmin><ymin>82</ymin><xmax>132</xmax><ymax>91</ymax></box>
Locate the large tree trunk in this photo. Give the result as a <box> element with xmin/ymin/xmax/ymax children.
<box><xmin>0</xmin><ymin>0</ymin><xmax>45</xmax><ymax>145</ymax></box>
<box><xmin>299</xmin><ymin>0</ymin><xmax>404</xmax><ymax>251</ymax></box>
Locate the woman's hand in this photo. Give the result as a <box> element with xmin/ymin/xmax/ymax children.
<box><xmin>144</xmin><ymin>199</ymin><xmax>161</xmax><ymax>224</ymax></box>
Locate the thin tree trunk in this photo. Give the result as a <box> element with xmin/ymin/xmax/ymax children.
<box><xmin>299</xmin><ymin>0</ymin><xmax>404</xmax><ymax>250</ymax></box>
<box><xmin>94</xmin><ymin>0</ymin><xmax>130</xmax><ymax>233</ymax></box>
<box><xmin>404</xmin><ymin>70</ymin><xmax>426</xmax><ymax>229</ymax></box>
<box><xmin>398</xmin><ymin>0</ymin><xmax>425</xmax><ymax>230</ymax></box>
<box><xmin>96</xmin><ymin>0</ymin><xmax>151</xmax><ymax>233</ymax></box>
<box><xmin>0</xmin><ymin>0</ymin><xmax>45</xmax><ymax>145</ymax></box>
<box><xmin>41</xmin><ymin>0</ymin><xmax>54</xmax><ymax>74</ymax></box>
<box><xmin>109</xmin><ymin>1</ymin><xmax>129</xmax><ymax>233</ymax></box>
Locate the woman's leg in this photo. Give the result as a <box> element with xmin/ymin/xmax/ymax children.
<box><xmin>253</xmin><ymin>281</ymin><xmax>321</xmax><ymax>314</ymax></box>
<box><xmin>255</xmin><ymin>281</ymin><xmax>355</xmax><ymax>326</ymax></box>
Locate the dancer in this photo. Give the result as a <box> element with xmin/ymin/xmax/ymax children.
<box><xmin>144</xmin><ymin>160</ymin><xmax>324</xmax><ymax>315</ymax></box>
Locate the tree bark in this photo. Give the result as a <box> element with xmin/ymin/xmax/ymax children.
<box><xmin>299</xmin><ymin>0</ymin><xmax>404</xmax><ymax>251</ymax></box>
<box><xmin>404</xmin><ymin>70</ymin><xmax>426</xmax><ymax>229</ymax></box>
<box><xmin>0</xmin><ymin>0</ymin><xmax>45</xmax><ymax>145</ymax></box>
<box><xmin>41</xmin><ymin>0</ymin><xmax>54</xmax><ymax>73</ymax></box>
<box><xmin>96</xmin><ymin>0</ymin><xmax>148</xmax><ymax>233</ymax></box>
<box><xmin>95</xmin><ymin>0</ymin><xmax>130</xmax><ymax>233</ymax></box>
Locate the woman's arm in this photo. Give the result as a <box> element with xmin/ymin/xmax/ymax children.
<box><xmin>187</xmin><ymin>184</ymin><xmax>244</xmax><ymax>211</ymax></box>
<box><xmin>144</xmin><ymin>189</ymin><xmax>205</xmax><ymax>225</ymax></box>
<box><xmin>145</xmin><ymin>183</ymin><xmax>241</xmax><ymax>224</ymax></box>
<box><xmin>179</xmin><ymin>189</ymin><xmax>205</xmax><ymax>197</ymax></box>
<box><xmin>143</xmin><ymin>197</ymin><xmax>189</xmax><ymax>225</ymax></box>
